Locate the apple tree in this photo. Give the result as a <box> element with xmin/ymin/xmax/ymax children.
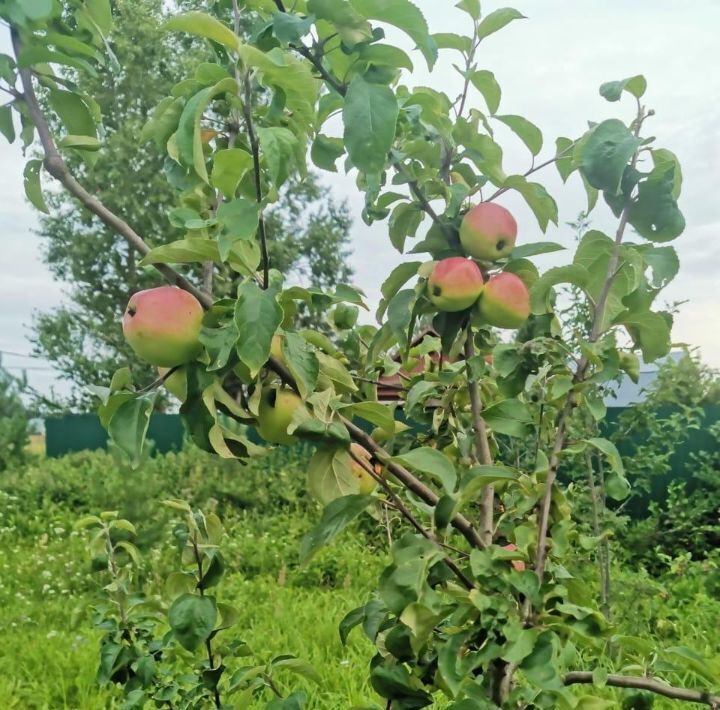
<box><xmin>2</xmin><ymin>0</ymin><xmax>718</xmax><ymax>707</ymax></box>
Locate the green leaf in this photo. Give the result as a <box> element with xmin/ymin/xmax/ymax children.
<box><xmin>281</xmin><ymin>332</ymin><xmax>319</xmax><ymax>399</ymax></box>
<box><xmin>482</xmin><ymin>399</ymin><xmax>533</xmax><ymax>438</ymax></box>
<box><xmin>616</xmin><ymin>309</ymin><xmax>672</xmax><ymax>362</ymax></box>
<box><xmin>469</xmin><ymin>69</ymin><xmax>501</xmax><ymax>114</ymax></box>
<box><xmin>23</xmin><ymin>159</ymin><xmax>48</xmax><ymax>214</ymax></box>
<box><xmin>580</xmin><ymin>119</ymin><xmax>641</xmax><ymax>194</ymax></box>
<box><xmin>316</xmin><ymin>353</ymin><xmax>358</xmax><ymax>394</ymax></box>
<box><xmin>510</xmin><ymin>242</ymin><xmax>564</xmax><ymax>259</ymax></box>
<box><xmin>234</xmin><ymin>282</ymin><xmax>283</xmax><ymax>376</ymax></box>
<box><xmin>459</xmin><ymin>465</ymin><xmax>519</xmax><ymax>505</ymax></box>
<box><xmin>307</xmin><ymin>0</ymin><xmax>373</xmax><ymax>47</ymax></box>
<box><xmin>502</xmin><ymin>175</ymin><xmax>558</xmax><ymax>231</ymax></box>
<box><xmin>48</xmin><ymin>89</ymin><xmax>96</xmax><ymax>138</ymax></box>
<box><xmin>168</xmin><ymin>594</ymin><xmax>217</xmax><ymax>652</ymax></box>
<box><xmin>23</xmin><ymin>0</ymin><xmax>54</xmax><ymax>20</ymax></box>
<box><xmin>272</xmin><ymin>12</ymin><xmax>314</xmax><ymax>44</ymax></box>
<box><xmin>651</xmin><ymin>148</ymin><xmax>682</xmax><ymax>199</ymax></box>
<box><xmin>628</xmin><ymin>164</ymin><xmax>685</xmax><ymax>242</ymax></box>
<box><xmin>266</xmin><ymin>692</ymin><xmax>307</xmax><ymax>710</ymax></box>
<box><xmin>377</xmin><ymin>261</ymin><xmax>421</xmax><ymax>320</ymax></box>
<box><xmin>164</xmin><ymin>12</ymin><xmax>239</xmax><ymax>51</ymax></box>
<box><xmin>495</xmin><ymin>114</ymin><xmax>542</xmax><ymax>156</ymax></box>
<box><xmin>584</xmin><ymin>437</ymin><xmax>624</xmax><ymax>476</ymax></box>
<box><xmin>140</xmin><ymin>238</ymin><xmax>219</xmax><ymax>266</ymax></box>
<box><xmin>307</xmin><ymin>447</ymin><xmax>358</xmax><ymax>503</ymax></box>
<box><xmin>574</xmin><ymin>230</ymin><xmax>641</xmax><ymax>329</ymax></box>
<box><xmin>175</xmin><ymin>78</ymin><xmax>237</xmax><ymax>182</ymax></box>
<box><xmin>388</xmin><ymin>202</ymin><xmax>423</xmax><ymax>252</ymax></box>
<box><xmin>108</xmin><ymin>394</ymin><xmax>156</xmax><ymax>469</ymax></box>
<box><xmin>555</xmin><ymin>136</ymin><xmax>575</xmax><ymax>182</ymax></box>
<box><xmin>300</xmin><ymin>494</ymin><xmax>373</xmax><ymax>563</ymax></box>
<box><xmin>432</xmin><ymin>32</ymin><xmax>472</xmax><ymax>53</ymax></box>
<box><xmin>350</xmin><ymin>0</ymin><xmax>437</xmax><ymax>69</ymax></box>
<box><xmin>343</xmin><ymin>76</ymin><xmax>399</xmax><ymax>174</ymax></box>
<box><xmin>57</xmin><ymin>135</ymin><xmax>102</xmax><ymax>150</ymax></box>
<box><xmin>338</xmin><ymin>401</ymin><xmax>396</xmax><ymax>433</ymax></box>
<box><xmin>370</xmin><ymin>664</ymin><xmax>433</xmax><ymax>707</ymax></box>
<box><xmin>270</xmin><ymin>657</ymin><xmax>320</xmax><ymax>688</ymax></box>
<box><xmin>477</xmin><ymin>7</ymin><xmax>526</xmax><ymax>40</ymax></box>
<box><xmin>360</xmin><ymin>43</ymin><xmax>414</xmax><ymax>71</ymax></box>
<box><xmin>211</xmin><ymin>148</ymin><xmax>253</xmax><ymax>199</ymax></box>
<box><xmin>530</xmin><ymin>264</ymin><xmax>589</xmax><ymax>314</ymax></box>
<box><xmin>599</xmin><ymin>75</ymin><xmax>647</xmax><ymax>102</ymax></box>
<box><xmin>238</xmin><ymin>45</ymin><xmax>319</xmax><ymax>134</ymax></box>
<box><xmin>386</xmin><ymin>289</ymin><xmax>415</xmax><ymax>349</ymax></box>
<box><xmin>392</xmin><ymin>447</ymin><xmax>456</xmax><ymax>493</ymax></box>
<box><xmin>455</xmin><ymin>0</ymin><xmax>481</xmax><ymax>20</ymax></box>
<box><xmin>0</xmin><ymin>105</ymin><xmax>15</xmax><ymax>144</ymax></box>
<box><xmin>310</xmin><ymin>134</ymin><xmax>345</xmax><ymax>172</ymax></box>
<box><xmin>216</xmin><ymin>198</ymin><xmax>260</xmax><ymax>261</ymax></box>
<box><xmin>257</xmin><ymin>126</ymin><xmax>299</xmax><ymax>187</ymax></box>
<box><xmin>640</xmin><ymin>245</ymin><xmax>679</xmax><ymax>288</ymax></box>
<box><xmin>584</xmin><ymin>437</ymin><xmax>629</xmax><ymax>500</ymax></box>
<box><xmin>502</xmin><ymin>628</ymin><xmax>539</xmax><ymax>664</ymax></box>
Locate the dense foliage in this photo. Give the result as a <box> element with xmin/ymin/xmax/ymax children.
<box><xmin>0</xmin><ymin>363</ymin><xmax>29</xmax><ymax>471</ymax></box>
<box><xmin>2</xmin><ymin>0</ymin><xmax>717</xmax><ymax>707</ymax></box>
<box><xmin>0</xmin><ymin>448</ymin><xmax>718</xmax><ymax>707</ymax></box>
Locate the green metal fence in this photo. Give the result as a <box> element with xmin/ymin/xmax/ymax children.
<box><xmin>46</xmin><ymin>406</ymin><xmax>719</xmax><ymax>515</ymax></box>
<box><xmin>45</xmin><ymin>413</ymin><xmax>185</xmax><ymax>458</ymax></box>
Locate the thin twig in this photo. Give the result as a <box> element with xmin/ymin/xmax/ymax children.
<box><xmin>240</xmin><ymin>70</ymin><xmax>270</xmax><ymax>289</ymax></box>
<box><xmin>350</xmin><ymin>450</ymin><xmax>474</xmax><ymax>590</ymax></box>
<box><xmin>191</xmin><ymin>533</ymin><xmax>221</xmax><ymax>709</ymax></box>
<box><xmin>463</xmin><ymin>331</ymin><xmax>494</xmax><ymax>546</ymax></box>
<box><xmin>564</xmin><ymin>672</ymin><xmax>720</xmax><ymax>708</ymax></box>
<box><xmin>340</xmin><ymin>414</ymin><xmax>486</xmax><ymax>550</ymax></box>
<box><xmin>532</xmin><ymin>104</ymin><xmax>647</xmax><ymax>589</ymax></box>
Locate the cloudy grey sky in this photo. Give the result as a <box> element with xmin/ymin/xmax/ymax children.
<box><xmin>1</xmin><ymin>0</ymin><xmax>719</xmax><ymax>398</ymax></box>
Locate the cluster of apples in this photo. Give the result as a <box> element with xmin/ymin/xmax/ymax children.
<box><xmin>121</xmin><ymin>286</ymin><xmax>305</xmax><ymax>446</ymax></box>
<box><xmin>427</xmin><ymin>203</ymin><xmax>530</xmax><ymax>328</ymax></box>
<box><xmin>121</xmin><ymin>287</ymin><xmax>380</xmax><ymax>490</ymax></box>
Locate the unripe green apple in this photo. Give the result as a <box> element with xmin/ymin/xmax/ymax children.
<box><xmin>460</xmin><ymin>203</ymin><xmax>517</xmax><ymax>261</ymax></box>
<box><xmin>350</xmin><ymin>443</ymin><xmax>380</xmax><ymax>495</ymax></box>
<box><xmin>478</xmin><ymin>272</ymin><xmax>530</xmax><ymax>329</ymax></box>
<box><xmin>257</xmin><ymin>387</ymin><xmax>303</xmax><ymax>445</ymax></box>
<box><xmin>428</xmin><ymin>257</ymin><xmax>484</xmax><ymax>312</ymax></box>
<box><xmin>122</xmin><ymin>286</ymin><xmax>203</xmax><ymax>367</ymax></box>
<box><xmin>158</xmin><ymin>367</ymin><xmax>187</xmax><ymax>401</ymax></box>
<box><xmin>332</xmin><ymin>303</ymin><xmax>359</xmax><ymax>330</ymax></box>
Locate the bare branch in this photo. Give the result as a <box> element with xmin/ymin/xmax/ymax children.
<box><xmin>341</xmin><ymin>415</ymin><xmax>486</xmax><ymax>550</ymax></box>
<box><xmin>463</xmin><ymin>331</ymin><xmax>495</xmax><ymax>546</ymax></box>
<box><xmin>532</xmin><ymin>104</ymin><xmax>648</xmax><ymax>588</ymax></box>
<box><xmin>349</xmin><ymin>450</ymin><xmax>474</xmax><ymax>590</ymax></box>
<box><xmin>564</xmin><ymin>672</ymin><xmax>720</xmax><ymax>708</ymax></box>
<box><xmin>240</xmin><ymin>69</ymin><xmax>270</xmax><ymax>289</ymax></box>
<box><xmin>10</xmin><ymin>30</ymin><xmax>211</xmax><ymax>310</ymax></box>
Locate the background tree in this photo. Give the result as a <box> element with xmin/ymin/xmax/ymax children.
<box><xmin>0</xmin><ymin>360</ymin><xmax>29</xmax><ymax>471</ymax></box>
<box><xmin>31</xmin><ymin>0</ymin><xmax>353</xmax><ymax>410</ymax></box>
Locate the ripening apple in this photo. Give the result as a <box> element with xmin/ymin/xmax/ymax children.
<box><xmin>122</xmin><ymin>286</ymin><xmax>203</xmax><ymax>367</ymax></box>
<box><xmin>350</xmin><ymin>443</ymin><xmax>380</xmax><ymax>494</ymax></box>
<box><xmin>502</xmin><ymin>543</ymin><xmax>526</xmax><ymax>572</ymax></box>
<box><xmin>460</xmin><ymin>203</ymin><xmax>517</xmax><ymax>261</ymax></box>
<box><xmin>478</xmin><ymin>272</ymin><xmax>530</xmax><ymax>329</ymax></box>
<box><xmin>428</xmin><ymin>257</ymin><xmax>484</xmax><ymax>312</ymax></box>
<box><xmin>157</xmin><ymin>367</ymin><xmax>187</xmax><ymax>401</ymax></box>
<box><xmin>257</xmin><ymin>386</ymin><xmax>303</xmax><ymax>445</ymax></box>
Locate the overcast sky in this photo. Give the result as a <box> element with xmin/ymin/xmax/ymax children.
<box><xmin>1</xmin><ymin>0</ymin><xmax>719</xmax><ymax>398</ymax></box>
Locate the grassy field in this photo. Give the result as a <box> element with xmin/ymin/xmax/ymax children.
<box><xmin>1</xmin><ymin>446</ymin><xmax>718</xmax><ymax>708</ymax></box>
